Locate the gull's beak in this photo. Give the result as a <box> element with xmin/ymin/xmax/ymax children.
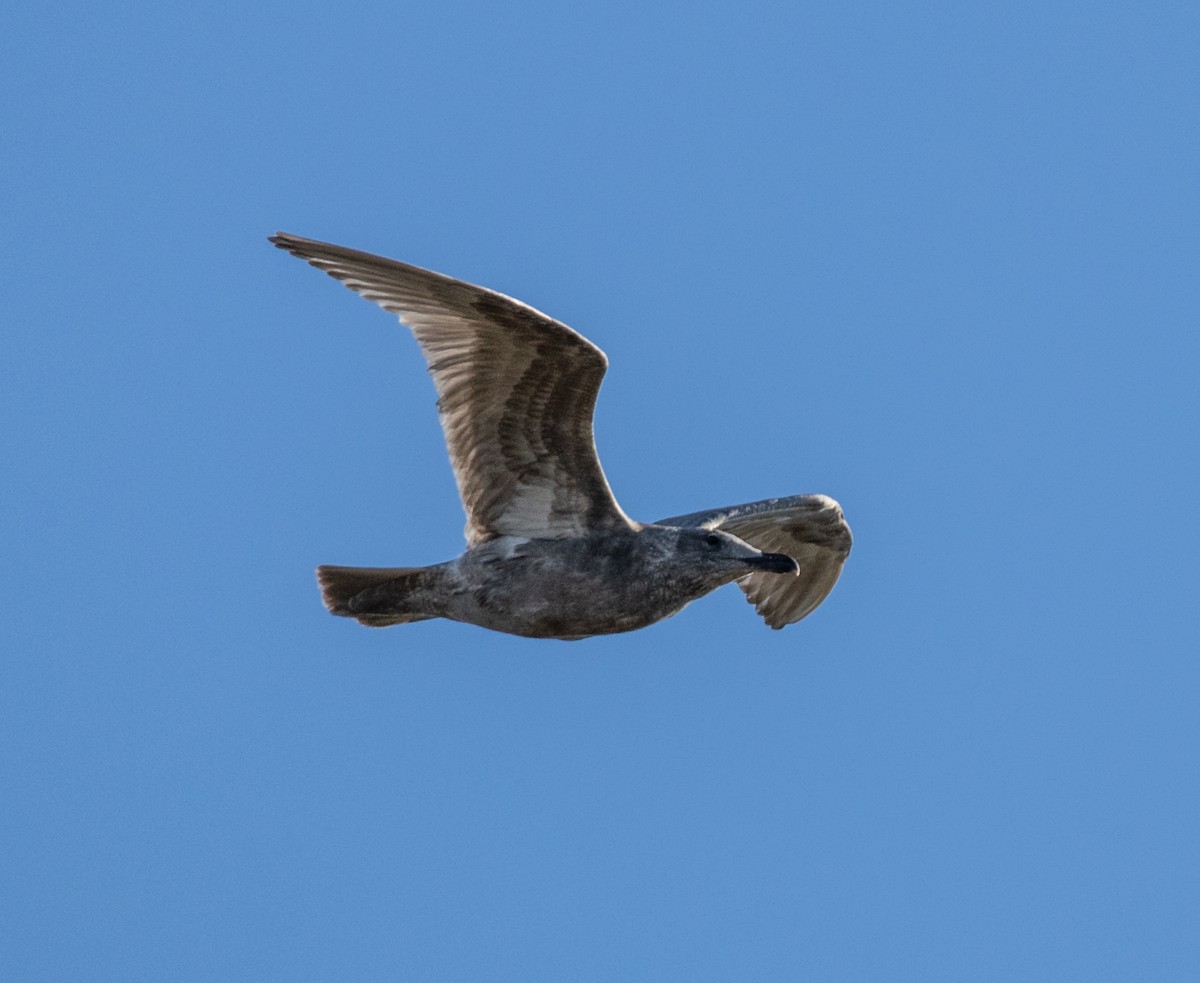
<box><xmin>745</xmin><ymin>551</ymin><xmax>799</xmax><ymax>575</ymax></box>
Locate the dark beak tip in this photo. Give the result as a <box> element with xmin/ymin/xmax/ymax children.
<box><xmin>752</xmin><ymin>552</ymin><xmax>800</xmax><ymax>575</ymax></box>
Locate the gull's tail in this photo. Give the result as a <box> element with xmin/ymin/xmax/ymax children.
<box><xmin>316</xmin><ymin>565</ymin><xmax>437</xmax><ymax>628</ymax></box>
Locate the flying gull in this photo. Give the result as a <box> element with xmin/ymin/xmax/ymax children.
<box><xmin>271</xmin><ymin>233</ymin><xmax>852</xmax><ymax>640</ymax></box>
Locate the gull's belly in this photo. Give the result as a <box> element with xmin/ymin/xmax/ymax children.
<box><xmin>446</xmin><ymin>553</ymin><xmax>699</xmax><ymax>640</ymax></box>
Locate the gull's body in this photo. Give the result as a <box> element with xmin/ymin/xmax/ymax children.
<box><xmin>272</xmin><ymin>233</ymin><xmax>852</xmax><ymax>640</ymax></box>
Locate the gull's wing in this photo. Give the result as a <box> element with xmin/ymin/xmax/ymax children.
<box><xmin>657</xmin><ymin>495</ymin><xmax>852</xmax><ymax>629</ymax></box>
<box><xmin>272</xmin><ymin>233</ymin><xmax>633</xmax><ymax>544</ymax></box>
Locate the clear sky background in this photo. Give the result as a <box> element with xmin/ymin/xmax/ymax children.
<box><xmin>4</xmin><ymin>2</ymin><xmax>1197</xmax><ymax>980</ymax></box>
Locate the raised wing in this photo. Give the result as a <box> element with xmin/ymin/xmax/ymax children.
<box><xmin>272</xmin><ymin>233</ymin><xmax>633</xmax><ymax>545</ymax></box>
<box><xmin>658</xmin><ymin>494</ymin><xmax>851</xmax><ymax>629</ymax></box>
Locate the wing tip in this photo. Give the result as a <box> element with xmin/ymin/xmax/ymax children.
<box><xmin>269</xmin><ymin>231</ymin><xmax>311</xmax><ymax>255</ymax></box>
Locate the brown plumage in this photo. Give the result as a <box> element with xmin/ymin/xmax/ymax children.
<box><xmin>272</xmin><ymin>232</ymin><xmax>852</xmax><ymax>639</ymax></box>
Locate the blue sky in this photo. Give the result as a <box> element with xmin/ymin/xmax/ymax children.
<box><xmin>3</xmin><ymin>1</ymin><xmax>1197</xmax><ymax>979</ymax></box>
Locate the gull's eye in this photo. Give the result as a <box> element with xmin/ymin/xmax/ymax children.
<box><xmin>705</xmin><ymin>533</ymin><xmax>722</xmax><ymax>548</ymax></box>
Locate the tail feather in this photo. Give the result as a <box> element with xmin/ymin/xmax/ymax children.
<box><xmin>316</xmin><ymin>565</ymin><xmax>435</xmax><ymax>628</ymax></box>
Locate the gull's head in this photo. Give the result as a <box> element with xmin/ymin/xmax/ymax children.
<box><xmin>674</xmin><ymin>527</ymin><xmax>799</xmax><ymax>578</ymax></box>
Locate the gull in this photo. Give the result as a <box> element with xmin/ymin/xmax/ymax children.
<box><xmin>271</xmin><ymin>233</ymin><xmax>852</xmax><ymax>640</ymax></box>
